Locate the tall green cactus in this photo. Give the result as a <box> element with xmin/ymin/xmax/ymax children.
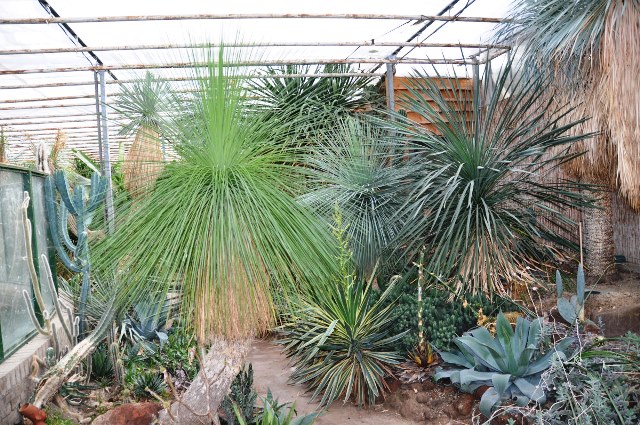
<box><xmin>45</xmin><ymin>170</ymin><xmax>107</xmax><ymax>337</ymax></box>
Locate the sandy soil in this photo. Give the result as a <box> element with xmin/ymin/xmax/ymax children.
<box><xmin>246</xmin><ymin>339</ymin><xmax>420</xmax><ymax>425</ymax></box>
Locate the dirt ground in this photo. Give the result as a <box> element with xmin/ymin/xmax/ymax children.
<box><xmin>246</xmin><ymin>339</ymin><xmax>421</xmax><ymax>425</ymax></box>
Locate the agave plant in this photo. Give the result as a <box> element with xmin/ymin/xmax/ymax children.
<box><xmin>299</xmin><ymin>117</ymin><xmax>414</xmax><ymax>275</ymax></box>
<box><xmin>381</xmin><ymin>57</ymin><xmax>596</xmax><ymax>296</ymax></box>
<box><xmin>278</xmin><ymin>218</ymin><xmax>405</xmax><ymax>407</ymax></box>
<box><xmin>435</xmin><ymin>313</ymin><xmax>574</xmax><ymax>417</ymax></box>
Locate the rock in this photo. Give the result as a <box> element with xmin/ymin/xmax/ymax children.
<box><xmin>455</xmin><ymin>393</ymin><xmax>475</xmax><ymax>416</ymax></box>
<box><xmin>416</xmin><ymin>393</ymin><xmax>432</xmax><ymax>404</ymax></box>
<box><xmin>91</xmin><ymin>402</ymin><xmax>162</xmax><ymax>425</ymax></box>
<box><xmin>400</xmin><ymin>398</ymin><xmax>424</xmax><ymax>422</ymax></box>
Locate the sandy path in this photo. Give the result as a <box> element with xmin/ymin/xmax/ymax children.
<box><xmin>246</xmin><ymin>339</ymin><xmax>419</xmax><ymax>425</ymax></box>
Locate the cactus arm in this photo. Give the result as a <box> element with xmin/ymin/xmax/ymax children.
<box><xmin>87</xmin><ymin>173</ymin><xmax>107</xmax><ymax>213</ymax></box>
<box><xmin>23</xmin><ymin>290</ymin><xmax>49</xmax><ymax>335</ymax></box>
<box><xmin>21</xmin><ymin>191</ymin><xmax>47</xmax><ymax>315</ymax></box>
<box><xmin>59</xmin><ymin>205</ymin><xmax>76</xmax><ymax>252</ymax></box>
<box><xmin>40</xmin><ymin>254</ymin><xmax>73</xmax><ymax>343</ymax></box>
<box><xmin>45</xmin><ymin>178</ymin><xmax>82</xmax><ymax>273</ymax></box>
<box><xmin>53</xmin><ymin>171</ymin><xmax>79</xmax><ymax>216</ymax></box>
<box><xmin>77</xmin><ymin>272</ymin><xmax>90</xmax><ymax>337</ymax></box>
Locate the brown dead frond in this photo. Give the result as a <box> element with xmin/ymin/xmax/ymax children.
<box><xmin>122</xmin><ymin>125</ymin><xmax>164</xmax><ymax>199</ymax></box>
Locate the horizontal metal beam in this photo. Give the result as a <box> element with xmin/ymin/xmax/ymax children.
<box><xmin>0</xmin><ymin>14</ymin><xmax>506</xmax><ymax>25</ymax></box>
<box><xmin>0</xmin><ymin>94</ymin><xmax>97</xmax><ymax>104</ymax></box>
<box><xmin>0</xmin><ymin>112</ymin><xmax>116</xmax><ymax>121</ymax></box>
<box><xmin>3</xmin><ymin>124</ymin><xmax>119</xmax><ymax>133</ymax></box>
<box><xmin>0</xmin><ymin>72</ymin><xmax>385</xmax><ymax>90</ymax></box>
<box><xmin>0</xmin><ymin>41</ymin><xmax>511</xmax><ymax>55</ymax></box>
<box><xmin>0</xmin><ymin>102</ymin><xmax>111</xmax><ymax>111</ymax></box>
<box><xmin>0</xmin><ymin>57</ymin><xmax>473</xmax><ymax>75</ymax></box>
<box><xmin>3</xmin><ymin>117</ymin><xmax>100</xmax><ymax>126</ymax></box>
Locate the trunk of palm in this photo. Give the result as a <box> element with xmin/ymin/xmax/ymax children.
<box><xmin>123</xmin><ymin>125</ymin><xmax>164</xmax><ymax>199</ymax></box>
<box><xmin>158</xmin><ymin>338</ymin><xmax>250</xmax><ymax>425</ymax></box>
<box><xmin>583</xmin><ymin>190</ymin><xmax>615</xmax><ymax>279</ymax></box>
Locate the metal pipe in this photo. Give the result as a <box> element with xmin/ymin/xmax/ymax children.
<box><xmin>0</xmin><ymin>57</ymin><xmax>475</xmax><ymax>75</ymax></box>
<box><xmin>386</xmin><ymin>60</ymin><xmax>395</xmax><ymax>112</ymax></box>
<box><xmin>0</xmin><ymin>94</ymin><xmax>98</xmax><ymax>104</ymax></box>
<box><xmin>0</xmin><ymin>41</ymin><xmax>511</xmax><ymax>55</ymax></box>
<box><xmin>0</xmin><ymin>72</ymin><xmax>386</xmax><ymax>90</ymax></box>
<box><xmin>0</xmin><ymin>112</ymin><xmax>120</xmax><ymax>121</ymax></box>
<box><xmin>2</xmin><ymin>124</ymin><xmax>120</xmax><ymax>133</ymax></box>
<box><xmin>98</xmin><ymin>71</ymin><xmax>115</xmax><ymax>234</ymax></box>
<box><xmin>0</xmin><ymin>14</ymin><xmax>507</xmax><ymax>25</ymax></box>
<box><xmin>94</xmin><ymin>71</ymin><xmax>103</xmax><ymax>167</ymax></box>
<box><xmin>0</xmin><ymin>102</ymin><xmax>110</xmax><ymax>111</ymax></box>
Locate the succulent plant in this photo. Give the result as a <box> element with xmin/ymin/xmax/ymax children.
<box><xmin>555</xmin><ymin>264</ymin><xmax>586</xmax><ymax>324</ymax></box>
<box><xmin>435</xmin><ymin>313</ymin><xmax>574</xmax><ymax>417</ymax></box>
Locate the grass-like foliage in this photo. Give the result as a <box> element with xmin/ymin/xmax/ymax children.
<box><xmin>93</xmin><ymin>47</ymin><xmax>338</xmax><ymax>343</ymax></box>
<box><xmin>299</xmin><ymin>117</ymin><xmax>414</xmax><ymax>275</ymax></box>
<box><xmin>278</xmin><ymin>212</ymin><xmax>405</xmax><ymax>407</ymax></box>
<box><xmin>381</xmin><ymin>58</ymin><xmax>596</xmax><ymax>295</ymax></box>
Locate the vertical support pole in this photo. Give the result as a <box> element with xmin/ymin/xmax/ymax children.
<box><xmin>98</xmin><ymin>71</ymin><xmax>115</xmax><ymax>234</ymax></box>
<box><xmin>385</xmin><ymin>57</ymin><xmax>396</xmax><ymax>113</ymax></box>
<box><xmin>94</xmin><ymin>72</ymin><xmax>103</xmax><ymax>169</ymax></box>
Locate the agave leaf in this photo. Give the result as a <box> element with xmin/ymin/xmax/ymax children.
<box><xmin>491</xmin><ymin>373</ymin><xmax>512</xmax><ymax>396</ymax></box>
<box><xmin>557</xmin><ymin>297</ymin><xmax>578</xmax><ymax>323</ymax></box>
<box><xmin>439</xmin><ymin>350</ymin><xmax>474</xmax><ymax>369</ymax></box>
<box><xmin>494</xmin><ymin>313</ymin><xmax>517</xmax><ymax>373</ymax></box>
<box><xmin>555</xmin><ymin>270</ymin><xmax>563</xmax><ymax>297</ymax></box>
<box><xmin>513</xmin><ymin>377</ymin><xmax>545</xmax><ymax>404</ymax></box>
<box><xmin>479</xmin><ymin>387</ymin><xmax>502</xmax><ymax>418</ymax></box>
<box><xmin>459</xmin><ymin>369</ymin><xmax>495</xmax><ymax>387</ymax></box>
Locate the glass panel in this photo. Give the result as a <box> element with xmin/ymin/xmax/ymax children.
<box><xmin>32</xmin><ymin>176</ymin><xmax>54</xmax><ymax>313</ymax></box>
<box><xmin>0</xmin><ymin>170</ymin><xmax>36</xmax><ymax>353</ymax></box>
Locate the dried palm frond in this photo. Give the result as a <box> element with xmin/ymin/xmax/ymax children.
<box><xmin>122</xmin><ymin>125</ymin><xmax>164</xmax><ymax>198</ymax></box>
<box><xmin>599</xmin><ymin>2</ymin><xmax>640</xmax><ymax>209</ymax></box>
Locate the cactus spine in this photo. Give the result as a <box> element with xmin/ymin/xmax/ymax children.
<box><xmin>45</xmin><ymin>170</ymin><xmax>107</xmax><ymax>337</ymax></box>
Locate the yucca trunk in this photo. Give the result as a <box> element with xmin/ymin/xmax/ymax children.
<box><xmin>583</xmin><ymin>190</ymin><xmax>615</xmax><ymax>279</ymax></box>
<box><xmin>123</xmin><ymin>125</ymin><xmax>164</xmax><ymax>199</ymax></box>
<box><xmin>157</xmin><ymin>338</ymin><xmax>250</xmax><ymax>425</ymax></box>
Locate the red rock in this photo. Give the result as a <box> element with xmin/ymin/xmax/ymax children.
<box><xmin>455</xmin><ymin>393</ymin><xmax>475</xmax><ymax>416</ymax></box>
<box><xmin>91</xmin><ymin>402</ymin><xmax>162</xmax><ymax>425</ymax></box>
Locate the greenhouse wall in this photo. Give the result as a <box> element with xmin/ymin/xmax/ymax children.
<box><xmin>0</xmin><ymin>164</ymin><xmax>58</xmax><ymax>424</ymax></box>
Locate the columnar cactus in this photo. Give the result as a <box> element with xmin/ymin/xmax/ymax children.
<box><xmin>45</xmin><ymin>170</ymin><xmax>107</xmax><ymax>337</ymax></box>
<box><xmin>21</xmin><ymin>191</ymin><xmax>78</xmax><ymax>360</ymax></box>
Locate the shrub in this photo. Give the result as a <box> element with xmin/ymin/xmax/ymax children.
<box><xmin>374</xmin><ymin>276</ymin><xmax>501</xmax><ymax>352</ymax></box>
<box><xmin>278</xmin><ymin>218</ymin><xmax>405</xmax><ymax>407</ymax></box>
<box><xmin>221</xmin><ymin>364</ymin><xmax>258</xmax><ymax>425</ymax></box>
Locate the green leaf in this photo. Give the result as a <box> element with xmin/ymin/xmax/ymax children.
<box><xmin>491</xmin><ymin>373</ymin><xmax>512</xmax><ymax>396</ymax></box>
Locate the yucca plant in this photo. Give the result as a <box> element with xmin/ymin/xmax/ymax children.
<box><xmin>249</xmin><ymin>64</ymin><xmax>378</xmax><ymax>142</ymax></box>
<box><xmin>435</xmin><ymin>313</ymin><xmax>574</xmax><ymax>417</ymax></box>
<box><xmin>278</xmin><ymin>213</ymin><xmax>405</xmax><ymax>407</ymax></box>
<box><xmin>114</xmin><ymin>71</ymin><xmax>173</xmax><ymax>198</ymax></box>
<box><xmin>299</xmin><ymin>117</ymin><xmax>414</xmax><ymax>275</ymax></box>
<box><xmin>92</xmin><ymin>47</ymin><xmax>338</xmax><ymax>421</ymax></box>
<box><xmin>381</xmin><ymin>58</ymin><xmax>596</xmax><ymax>296</ymax></box>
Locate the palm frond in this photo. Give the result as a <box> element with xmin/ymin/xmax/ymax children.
<box><xmin>299</xmin><ymin>117</ymin><xmax>415</xmax><ymax>275</ymax></box>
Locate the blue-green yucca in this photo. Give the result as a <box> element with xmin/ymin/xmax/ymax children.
<box><xmin>381</xmin><ymin>58</ymin><xmax>596</xmax><ymax>296</ymax></box>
